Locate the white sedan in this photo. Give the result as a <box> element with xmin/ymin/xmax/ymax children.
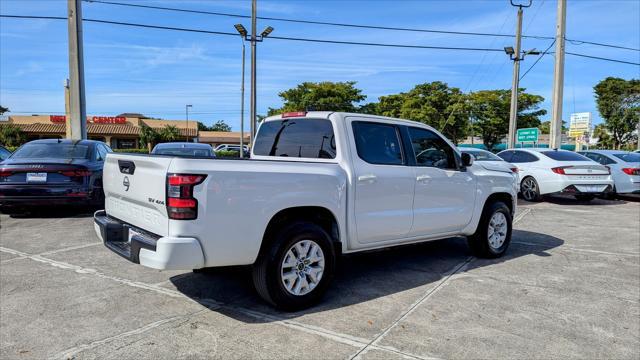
<box><xmin>459</xmin><ymin>148</ymin><xmax>518</xmax><ymax>177</ymax></box>
<box><xmin>578</xmin><ymin>150</ymin><xmax>640</xmax><ymax>195</ymax></box>
<box><xmin>497</xmin><ymin>148</ymin><xmax>614</xmax><ymax>202</ymax></box>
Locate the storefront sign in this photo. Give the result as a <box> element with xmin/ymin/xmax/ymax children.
<box><xmin>49</xmin><ymin>115</ymin><xmax>127</xmax><ymax>124</ymax></box>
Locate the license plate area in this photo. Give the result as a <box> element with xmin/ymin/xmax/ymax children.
<box><xmin>26</xmin><ymin>172</ymin><xmax>47</xmax><ymax>183</ymax></box>
<box><xmin>575</xmin><ymin>185</ymin><xmax>607</xmax><ymax>193</ymax></box>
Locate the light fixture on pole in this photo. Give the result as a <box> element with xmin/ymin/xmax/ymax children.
<box><xmin>185</xmin><ymin>104</ymin><xmax>192</xmax><ymax>142</ymax></box>
<box><xmin>234</xmin><ymin>24</ymin><xmax>248</xmax><ymax>158</ymax></box>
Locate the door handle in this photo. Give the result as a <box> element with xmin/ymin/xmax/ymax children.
<box><xmin>416</xmin><ymin>174</ymin><xmax>432</xmax><ymax>183</ymax></box>
<box><xmin>358</xmin><ymin>174</ymin><xmax>377</xmax><ymax>183</ymax></box>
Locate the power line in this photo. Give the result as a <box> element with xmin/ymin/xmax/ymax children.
<box><xmin>83</xmin><ymin>0</ymin><xmax>553</xmax><ymax>40</ymax></box>
<box><xmin>2</xmin><ymin>14</ymin><xmax>638</xmax><ymax>65</ymax></box>
<box><xmin>520</xmin><ymin>39</ymin><xmax>556</xmax><ymax>80</ymax></box>
<box><xmin>84</xmin><ymin>0</ymin><xmax>640</xmax><ymax>52</ymax></box>
<box><xmin>0</xmin><ymin>15</ymin><xmax>504</xmax><ymax>52</ymax></box>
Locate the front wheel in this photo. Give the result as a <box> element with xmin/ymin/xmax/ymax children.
<box><xmin>467</xmin><ymin>201</ymin><xmax>513</xmax><ymax>258</ymax></box>
<box><xmin>520</xmin><ymin>176</ymin><xmax>542</xmax><ymax>202</ymax></box>
<box><xmin>252</xmin><ymin>222</ymin><xmax>336</xmax><ymax>311</ymax></box>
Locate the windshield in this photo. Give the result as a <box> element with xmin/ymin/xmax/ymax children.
<box><xmin>461</xmin><ymin>149</ymin><xmax>502</xmax><ymax>161</ymax></box>
<box><xmin>154</xmin><ymin>147</ymin><xmax>213</xmax><ymax>157</ymax></box>
<box><xmin>613</xmin><ymin>153</ymin><xmax>640</xmax><ymax>163</ymax></box>
<box><xmin>11</xmin><ymin>143</ymin><xmax>90</xmax><ymax>159</ymax></box>
<box><xmin>540</xmin><ymin>151</ymin><xmax>589</xmax><ymax>161</ymax></box>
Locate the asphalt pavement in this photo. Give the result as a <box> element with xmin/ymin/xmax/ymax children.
<box><xmin>1</xmin><ymin>196</ymin><xmax>638</xmax><ymax>359</ymax></box>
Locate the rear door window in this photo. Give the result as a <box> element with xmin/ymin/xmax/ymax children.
<box><xmin>352</xmin><ymin>122</ymin><xmax>404</xmax><ymax>165</ymax></box>
<box><xmin>253</xmin><ymin>118</ymin><xmax>336</xmax><ymax>159</ymax></box>
<box><xmin>497</xmin><ymin>151</ymin><xmax>514</xmax><ymax>162</ymax></box>
<box><xmin>511</xmin><ymin>151</ymin><xmax>539</xmax><ymax>163</ymax></box>
<box><xmin>541</xmin><ymin>151</ymin><xmax>589</xmax><ymax>161</ymax></box>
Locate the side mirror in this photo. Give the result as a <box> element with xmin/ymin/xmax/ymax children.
<box><xmin>461</xmin><ymin>152</ymin><xmax>474</xmax><ymax>167</ymax></box>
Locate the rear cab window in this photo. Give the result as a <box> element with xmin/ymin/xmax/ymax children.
<box><xmin>541</xmin><ymin>151</ymin><xmax>589</xmax><ymax>161</ymax></box>
<box><xmin>253</xmin><ymin>118</ymin><xmax>336</xmax><ymax>159</ymax></box>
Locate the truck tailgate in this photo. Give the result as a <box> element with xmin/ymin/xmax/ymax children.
<box><xmin>103</xmin><ymin>153</ymin><xmax>172</xmax><ymax>236</ymax></box>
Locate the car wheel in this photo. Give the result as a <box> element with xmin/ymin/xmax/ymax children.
<box><xmin>252</xmin><ymin>221</ymin><xmax>336</xmax><ymax>311</ymax></box>
<box><xmin>520</xmin><ymin>176</ymin><xmax>542</xmax><ymax>202</ymax></box>
<box><xmin>467</xmin><ymin>201</ymin><xmax>512</xmax><ymax>258</ymax></box>
<box><xmin>575</xmin><ymin>194</ymin><xmax>595</xmax><ymax>201</ymax></box>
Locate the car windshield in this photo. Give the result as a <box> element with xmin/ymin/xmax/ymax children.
<box><xmin>155</xmin><ymin>147</ymin><xmax>213</xmax><ymax>157</ymax></box>
<box><xmin>462</xmin><ymin>150</ymin><xmax>502</xmax><ymax>161</ymax></box>
<box><xmin>612</xmin><ymin>153</ymin><xmax>640</xmax><ymax>163</ymax></box>
<box><xmin>540</xmin><ymin>151</ymin><xmax>589</xmax><ymax>161</ymax></box>
<box><xmin>11</xmin><ymin>143</ymin><xmax>90</xmax><ymax>159</ymax></box>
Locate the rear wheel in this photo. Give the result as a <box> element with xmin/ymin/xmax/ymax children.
<box><xmin>252</xmin><ymin>221</ymin><xmax>336</xmax><ymax>311</ymax></box>
<box><xmin>467</xmin><ymin>201</ymin><xmax>512</xmax><ymax>258</ymax></box>
<box><xmin>520</xmin><ymin>176</ymin><xmax>542</xmax><ymax>202</ymax></box>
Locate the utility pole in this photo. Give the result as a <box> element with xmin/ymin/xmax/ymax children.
<box><xmin>250</xmin><ymin>0</ymin><xmax>257</xmax><ymax>143</ymax></box>
<box><xmin>550</xmin><ymin>0</ymin><xmax>567</xmax><ymax>149</ymax></box>
<box><xmin>240</xmin><ymin>40</ymin><xmax>246</xmax><ymax>157</ymax></box>
<box><xmin>67</xmin><ymin>0</ymin><xmax>87</xmax><ymax>140</ymax></box>
<box><xmin>506</xmin><ymin>1</ymin><xmax>531</xmax><ymax>149</ymax></box>
<box><xmin>64</xmin><ymin>79</ymin><xmax>71</xmax><ymax>139</ymax></box>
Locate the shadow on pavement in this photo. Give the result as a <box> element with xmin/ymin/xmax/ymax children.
<box><xmin>1</xmin><ymin>206</ymin><xmax>98</xmax><ymax>219</ymax></box>
<box><xmin>170</xmin><ymin>230</ymin><xmax>564</xmax><ymax>321</ymax></box>
<box><xmin>520</xmin><ymin>194</ymin><xmax>628</xmax><ymax>206</ymax></box>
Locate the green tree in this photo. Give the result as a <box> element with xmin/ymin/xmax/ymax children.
<box><xmin>268</xmin><ymin>81</ymin><xmax>366</xmax><ymax>115</ymax></box>
<box><xmin>593</xmin><ymin>123</ymin><xmax>615</xmax><ymax>149</ymax></box>
<box><xmin>538</xmin><ymin>120</ymin><xmax>567</xmax><ymax>134</ymax></box>
<box><xmin>468</xmin><ymin>89</ymin><xmax>546</xmax><ymax>151</ymax></box>
<box><xmin>197</xmin><ymin>122</ymin><xmax>208</xmax><ymax>131</ymax></box>
<box><xmin>0</xmin><ymin>106</ymin><xmax>9</xmax><ymax>115</ymax></box>
<box><xmin>138</xmin><ymin>123</ymin><xmax>159</xmax><ymax>152</ymax></box>
<box><xmin>594</xmin><ymin>77</ymin><xmax>640</xmax><ymax>149</ymax></box>
<box><xmin>371</xmin><ymin>82</ymin><xmax>470</xmax><ymax>144</ymax></box>
<box><xmin>210</xmin><ymin>120</ymin><xmax>231</xmax><ymax>132</ymax></box>
<box><xmin>158</xmin><ymin>125</ymin><xmax>180</xmax><ymax>142</ymax></box>
<box><xmin>0</xmin><ymin>124</ymin><xmax>27</xmax><ymax>147</ymax></box>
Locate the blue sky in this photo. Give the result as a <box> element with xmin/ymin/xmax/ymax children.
<box><xmin>1</xmin><ymin>0</ymin><xmax>639</xmax><ymax>130</ymax></box>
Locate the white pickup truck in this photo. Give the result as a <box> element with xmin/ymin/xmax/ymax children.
<box><xmin>94</xmin><ymin>111</ymin><xmax>517</xmax><ymax>310</ymax></box>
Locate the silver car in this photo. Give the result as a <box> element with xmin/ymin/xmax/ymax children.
<box><xmin>578</xmin><ymin>150</ymin><xmax>640</xmax><ymax>195</ymax></box>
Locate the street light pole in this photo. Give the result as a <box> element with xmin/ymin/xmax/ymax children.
<box><xmin>235</xmin><ymin>24</ymin><xmax>248</xmax><ymax>158</ymax></box>
<box><xmin>185</xmin><ymin>104</ymin><xmax>192</xmax><ymax>142</ymax></box>
<box><xmin>250</xmin><ymin>0</ymin><xmax>257</xmax><ymax>143</ymax></box>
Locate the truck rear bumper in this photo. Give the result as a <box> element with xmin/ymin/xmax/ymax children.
<box><xmin>93</xmin><ymin>210</ymin><xmax>204</xmax><ymax>270</ymax></box>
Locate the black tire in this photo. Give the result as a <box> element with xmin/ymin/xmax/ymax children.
<box><xmin>575</xmin><ymin>194</ymin><xmax>595</xmax><ymax>201</ymax></box>
<box><xmin>467</xmin><ymin>201</ymin><xmax>513</xmax><ymax>258</ymax></box>
<box><xmin>252</xmin><ymin>221</ymin><xmax>336</xmax><ymax>311</ymax></box>
<box><xmin>520</xmin><ymin>176</ymin><xmax>542</xmax><ymax>202</ymax></box>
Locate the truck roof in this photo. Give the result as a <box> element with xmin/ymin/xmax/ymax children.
<box><xmin>264</xmin><ymin>111</ymin><xmax>440</xmax><ymax>131</ymax></box>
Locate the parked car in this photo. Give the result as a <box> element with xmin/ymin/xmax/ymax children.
<box><xmin>0</xmin><ymin>139</ymin><xmax>111</xmax><ymax>212</ymax></box>
<box><xmin>497</xmin><ymin>148</ymin><xmax>614</xmax><ymax>202</ymax></box>
<box><xmin>0</xmin><ymin>145</ymin><xmax>11</xmax><ymax>162</ymax></box>
<box><xmin>459</xmin><ymin>148</ymin><xmax>518</xmax><ymax>176</ymax></box>
<box><xmin>214</xmin><ymin>144</ymin><xmax>250</xmax><ymax>157</ymax></box>
<box><xmin>578</xmin><ymin>150</ymin><xmax>640</xmax><ymax>196</ymax></box>
<box><xmin>95</xmin><ymin>111</ymin><xmax>518</xmax><ymax>310</ymax></box>
<box><xmin>152</xmin><ymin>142</ymin><xmax>216</xmax><ymax>158</ymax></box>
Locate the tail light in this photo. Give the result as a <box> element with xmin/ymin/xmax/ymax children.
<box><xmin>510</xmin><ymin>167</ymin><xmax>519</xmax><ymax>173</ymax></box>
<box><xmin>61</xmin><ymin>170</ymin><xmax>92</xmax><ymax>177</ymax></box>
<box><xmin>551</xmin><ymin>167</ymin><xmax>567</xmax><ymax>175</ymax></box>
<box><xmin>622</xmin><ymin>168</ymin><xmax>640</xmax><ymax>176</ymax></box>
<box><xmin>282</xmin><ymin>111</ymin><xmax>307</xmax><ymax>118</ymax></box>
<box><xmin>166</xmin><ymin>174</ymin><xmax>206</xmax><ymax>220</ymax></box>
<box><xmin>0</xmin><ymin>170</ymin><xmax>13</xmax><ymax>178</ymax></box>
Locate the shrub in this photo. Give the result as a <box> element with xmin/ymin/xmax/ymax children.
<box><xmin>113</xmin><ymin>148</ymin><xmax>150</xmax><ymax>154</ymax></box>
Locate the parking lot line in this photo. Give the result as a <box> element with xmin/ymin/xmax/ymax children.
<box><xmin>0</xmin><ymin>244</ymin><xmax>431</xmax><ymax>360</ymax></box>
<box><xmin>349</xmin><ymin>257</ymin><xmax>474</xmax><ymax>360</ymax></box>
<box><xmin>0</xmin><ymin>242</ymin><xmax>103</xmax><ymax>264</ymax></box>
<box><xmin>512</xmin><ymin>241</ymin><xmax>640</xmax><ymax>257</ymax></box>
